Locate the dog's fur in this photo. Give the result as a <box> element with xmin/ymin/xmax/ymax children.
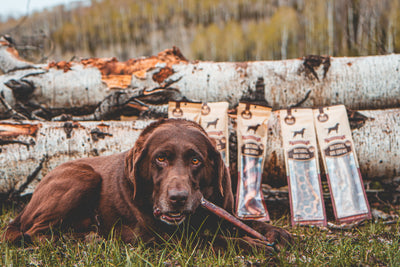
<box><xmin>3</xmin><ymin>119</ymin><xmax>291</xmax><ymax>249</ymax></box>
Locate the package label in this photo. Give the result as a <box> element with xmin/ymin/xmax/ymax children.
<box><xmin>313</xmin><ymin>105</ymin><xmax>371</xmax><ymax>223</ymax></box>
<box><xmin>236</xmin><ymin>103</ymin><xmax>271</xmax><ymax>221</ymax></box>
<box><xmin>200</xmin><ymin>102</ymin><xmax>230</xmax><ymax>166</ymax></box>
<box><xmin>280</xmin><ymin>108</ymin><xmax>326</xmax><ymax>226</ymax></box>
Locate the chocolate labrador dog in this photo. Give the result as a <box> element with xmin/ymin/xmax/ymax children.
<box><xmin>3</xmin><ymin>118</ymin><xmax>291</xmax><ymax>249</ymax></box>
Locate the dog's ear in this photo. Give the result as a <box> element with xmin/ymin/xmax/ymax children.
<box><xmin>125</xmin><ymin>119</ymin><xmax>167</xmax><ymax>200</ymax></box>
<box><xmin>124</xmin><ymin>147</ymin><xmax>141</xmax><ymax>200</ymax></box>
<box><xmin>209</xmin><ymin>139</ymin><xmax>234</xmax><ymax>213</ymax></box>
<box><xmin>185</xmin><ymin>120</ymin><xmax>234</xmax><ymax>212</ymax></box>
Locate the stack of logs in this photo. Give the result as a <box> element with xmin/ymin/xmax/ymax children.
<box><xmin>0</xmin><ymin>36</ymin><xmax>399</xmax><ymax>203</ymax></box>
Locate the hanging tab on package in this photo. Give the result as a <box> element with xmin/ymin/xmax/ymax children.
<box><xmin>168</xmin><ymin>101</ymin><xmax>202</xmax><ymax>122</ymax></box>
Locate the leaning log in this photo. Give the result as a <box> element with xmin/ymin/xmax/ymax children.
<box><xmin>1</xmin><ymin>108</ymin><xmax>399</xmax><ymax>196</ymax></box>
<box><xmin>1</xmin><ymin>37</ymin><xmax>400</xmax><ymax>121</ymax></box>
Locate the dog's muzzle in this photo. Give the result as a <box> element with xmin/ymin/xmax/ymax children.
<box><xmin>153</xmin><ymin>208</ymin><xmax>187</xmax><ymax>225</ymax></box>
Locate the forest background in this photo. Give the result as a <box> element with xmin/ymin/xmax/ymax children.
<box><xmin>0</xmin><ymin>0</ymin><xmax>399</xmax><ymax>63</ymax></box>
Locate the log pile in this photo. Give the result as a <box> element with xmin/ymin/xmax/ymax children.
<box><xmin>0</xmin><ymin>36</ymin><xmax>399</xmax><ymax>201</ymax></box>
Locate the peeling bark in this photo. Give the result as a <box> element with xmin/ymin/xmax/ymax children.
<box><xmin>1</xmin><ymin>38</ymin><xmax>400</xmax><ymax>121</ymax></box>
<box><xmin>0</xmin><ymin>120</ymin><xmax>153</xmax><ymax>195</ymax></box>
<box><xmin>1</xmin><ymin>108</ymin><xmax>399</xmax><ymax>195</ymax></box>
<box><xmin>0</xmin><ymin>40</ymin><xmax>186</xmax><ymax>120</ymax></box>
<box><xmin>0</xmin><ymin>37</ymin><xmax>35</xmax><ymax>73</ymax></box>
<box><xmin>1</xmin><ymin>37</ymin><xmax>399</xmax><ymax>198</ymax></box>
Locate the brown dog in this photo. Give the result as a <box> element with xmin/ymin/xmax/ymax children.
<box><xmin>3</xmin><ymin>119</ymin><xmax>291</xmax><ymax>249</ymax></box>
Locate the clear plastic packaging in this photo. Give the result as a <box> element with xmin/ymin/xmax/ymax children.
<box><xmin>313</xmin><ymin>105</ymin><xmax>371</xmax><ymax>223</ymax></box>
<box><xmin>236</xmin><ymin>103</ymin><xmax>271</xmax><ymax>221</ymax></box>
<box><xmin>280</xmin><ymin>108</ymin><xmax>327</xmax><ymax>226</ymax></box>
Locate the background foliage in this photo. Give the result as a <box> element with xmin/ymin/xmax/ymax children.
<box><xmin>0</xmin><ymin>0</ymin><xmax>399</xmax><ymax>62</ymax></box>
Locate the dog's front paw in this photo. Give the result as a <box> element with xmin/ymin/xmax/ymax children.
<box><xmin>241</xmin><ymin>236</ymin><xmax>276</xmax><ymax>253</ymax></box>
<box><xmin>264</xmin><ymin>226</ymin><xmax>293</xmax><ymax>248</ymax></box>
<box><xmin>251</xmin><ymin>221</ymin><xmax>293</xmax><ymax>248</ymax></box>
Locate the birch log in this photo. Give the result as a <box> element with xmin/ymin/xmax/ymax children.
<box><xmin>0</xmin><ymin>120</ymin><xmax>154</xmax><ymax>196</ymax></box>
<box><xmin>1</xmin><ymin>37</ymin><xmax>400</xmax><ymax>120</ymax></box>
<box><xmin>0</xmin><ymin>38</ymin><xmax>186</xmax><ymax>119</ymax></box>
<box><xmin>1</xmin><ymin>108</ymin><xmax>399</xmax><ymax>196</ymax></box>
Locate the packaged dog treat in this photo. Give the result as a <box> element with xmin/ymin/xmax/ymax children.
<box><xmin>313</xmin><ymin>105</ymin><xmax>371</xmax><ymax>224</ymax></box>
<box><xmin>280</xmin><ymin>108</ymin><xmax>327</xmax><ymax>226</ymax></box>
<box><xmin>168</xmin><ymin>101</ymin><xmax>202</xmax><ymax>123</ymax></box>
<box><xmin>200</xmin><ymin>102</ymin><xmax>230</xmax><ymax>166</ymax></box>
<box><xmin>236</xmin><ymin>102</ymin><xmax>271</xmax><ymax>221</ymax></box>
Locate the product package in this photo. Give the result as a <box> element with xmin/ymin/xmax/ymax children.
<box><xmin>313</xmin><ymin>105</ymin><xmax>371</xmax><ymax>224</ymax></box>
<box><xmin>199</xmin><ymin>102</ymin><xmax>230</xmax><ymax>166</ymax></box>
<box><xmin>280</xmin><ymin>108</ymin><xmax>327</xmax><ymax>226</ymax></box>
<box><xmin>236</xmin><ymin>102</ymin><xmax>271</xmax><ymax>221</ymax></box>
<box><xmin>168</xmin><ymin>101</ymin><xmax>202</xmax><ymax>122</ymax></box>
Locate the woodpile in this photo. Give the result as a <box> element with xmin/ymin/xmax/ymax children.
<box><xmin>0</xmin><ymin>36</ymin><xmax>399</xmax><ymax>201</ymax></box>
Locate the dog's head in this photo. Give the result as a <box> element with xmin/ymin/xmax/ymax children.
<box><xmin>125</xmin><ymin>119</ymin><xmax>233</xmax><ymax>226</ymax></box>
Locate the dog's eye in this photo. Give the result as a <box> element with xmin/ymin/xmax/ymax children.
<box><xmin>157</xmin><ymin>156</ymin><xmax>166</xmax><ymax>162</ymax></box>
<box><xmin>191</xmin><ymin>158</ymin><xmax>200</xmax><ymax>165</ymax></box>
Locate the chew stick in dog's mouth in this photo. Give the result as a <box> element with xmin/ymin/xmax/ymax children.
<box><xmin>153</xmin><ymin>209</ymin><xmax>186</xmax><ymax>225</ymax></box>
<box><xmin>200</xmin><ymin>197</ymin><xmax>270</xmax><ymax>243</ymax></box>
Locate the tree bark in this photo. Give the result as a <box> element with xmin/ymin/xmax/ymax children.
<box><xmin>1</xmin><ymin>108</ymin><xmax>399</xmax><ymax>196</ymax></box>
<box><xmin>0</xmin><ymin>120</ymin><xmax>153</xmax><ymax>196</ymax></box>
<box><xmin>1</xmin><ymin>38</ymin><xmax>400</xmax><ymax>120</ymax></box>
<box><xmin>1</xmin><ymin>37</ymin><xmax>399</xmax><ymax>198</ymax></box>
<box><xmin>0</xmin><ymin>39</ymin><xmax>187</xmax><ymax>120</ymax></box>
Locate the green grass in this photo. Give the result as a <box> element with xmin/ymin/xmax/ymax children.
<box><xmin>1</xmin><ymin>206</ymin><xmax>399</xmax><ymax>266</ymax></box>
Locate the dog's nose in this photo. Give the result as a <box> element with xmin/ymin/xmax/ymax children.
<box><xmin>168</xmin><ymin>188</ymin><xmax>188</xmax><ymax>206</ymax></box>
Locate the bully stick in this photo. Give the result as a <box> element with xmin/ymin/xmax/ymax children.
<box><xmin>200</xmin><ymin>197</ymin><xmax>273</xmax><ymax>245</ymax></box>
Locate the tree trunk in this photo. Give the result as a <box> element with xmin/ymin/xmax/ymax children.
<box><xmin>1</xmin><ymin>108</ymin><xmax>399</xmax><ymax>196</ymax></box>
<box><xmin>1</xmin><ymin>38</ymin><xmax>400</xmax><ymax>120</ymax></box>
<box><xmin>0</xmin><ymin>120</ymin><xmax>153</xmax><ymax>196</ymax></box>
<box><xmin>1</xmin><ymin>37</ymin><xmax>399</xmax><ymax>198</ymax></box>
